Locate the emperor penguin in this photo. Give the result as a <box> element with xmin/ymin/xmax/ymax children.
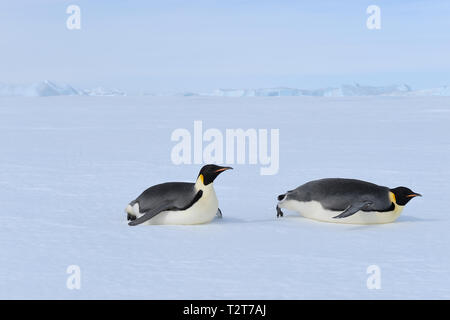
<box><xmin>125</xmin><ymin>164</ymin><xmax>232</xmax><ymax>226</ymax></box>
<box><xmin>276</xmin><ymin>178</ymin><xmax>421</xmax><ymax>224</ymax></box>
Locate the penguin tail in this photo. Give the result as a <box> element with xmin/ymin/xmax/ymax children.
<box><xmin>125</xmin><ymin>204</ymin><xmax>134</xmax><ymax>215</ymax></box>
<box><xmin>125</xmin><ymin>201</ymin><xmax>138</xmax><ymax>221</ymax></box>
<box><xmin>277</xmin><ymin>193</ymin><xmax>287</xmax><ymax>217</ymax></box>
<box><xmin>276</xmin><ymin>205</ymin><xmax>284</xmax><ymax>218</ymax></box>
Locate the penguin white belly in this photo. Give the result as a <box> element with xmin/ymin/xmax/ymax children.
<box><xmin>280</xmin><ymin>200</ymin><xmax>403</xmax><ymax>225</ymax></box>
<box><xmin>131</xmin><ymin>189</ymin><xmax>219</xmax><ymax>225</ymax></box>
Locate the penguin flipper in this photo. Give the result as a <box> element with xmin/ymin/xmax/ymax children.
<box><xmin>216</xmin><ymin>208</ymin><xmax>223</xmax><ymax>219</ymax></box>
<box><xmin>128</xmin><ymin>190</ymin><xmax>204</xmax><ymax>226</ymax></box>
<box><xmin>128</xmin><ymin>201</ymin><xmax>174</xmax><ymax>226</ymax></box>
<box><xmin>333</xmin><ymin>200</ymin><xmax>373</xmax><ymax>219</ymax></box>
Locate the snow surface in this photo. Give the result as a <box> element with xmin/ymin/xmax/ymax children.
<box><xmin>0</xmin><ymin>96</ymin><xmax>449</xmax><ymax>299</ymax></box>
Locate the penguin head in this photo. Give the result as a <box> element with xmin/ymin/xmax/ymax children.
<box><xmin>390</xmin><ymin>187</ymin><xmax>422</xmax><ymax>206</ymax></box>
<box><xmin>197</xmin><ymin>164</ymin><xmax>233</xmax><ymax>185</ymax></box>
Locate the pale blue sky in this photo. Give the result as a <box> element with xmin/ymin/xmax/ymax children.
<box><xmin>1</xmin><ymin>0</ymin><xmax>449</xmax><ymax>93</ymax></box>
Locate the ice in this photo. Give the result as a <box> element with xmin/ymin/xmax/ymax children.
<box><xmin>408</xmin><ymin>86</ymin><xmax>450</xmax><ymax>97</ymax></box>
<box><xmin>0</xmin><ymin>81</ymin><xmax>126</xmax><ymax>97</ymax></box>
<box><xmin>0</xmin><ymin>80</ymin><xmax>80</xmax><ymax>97</ymax></box>
<box><xmin>197</xmin><ymin>84</ymin><xmax>413</xmax><ymax>97</ymax></box>
<box><xmin>2</xmin><ymin>82</ymin><xmax>450</xmax><ymax>98</ymax></box>
<box><xmin>0</xmin><ymin>95</ymin><xmax>449</xmax><ymax>299</ymax></box>
<box><xmin>82</xmin><ymin>87</ymin><xmax>126</xmax><ymax>97</ymax></box>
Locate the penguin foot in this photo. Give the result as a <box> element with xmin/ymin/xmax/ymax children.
<box><xmin>127</xmin><ymin>213</ymin><xmax>136</xmax><ymax>221</ymax></box>
<box><xmin>276</xmin><ymin>205</ymin><xmax>284</xmax><ymax>218</ymax></box>
<box><xmin>216</xmin><ymin>208</ymin><xmax>223</xmax><ymax>219</ymax></box>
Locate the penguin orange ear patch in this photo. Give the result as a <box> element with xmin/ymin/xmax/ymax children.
<box><xmin>199</xmin><ymin>174</ymin><xmax>204</xmax><ymax>184</ymax></box>
<box><xmin>406</xmin><ymin>193</ymin><xmax>421</xmax><ymax>198</ymax></box>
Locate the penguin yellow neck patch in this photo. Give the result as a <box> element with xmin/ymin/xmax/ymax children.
<box><xmin>198</xmin><ymin>174</ymin><xmax>204</xmax><ymax>184</ymax></box>
<box><xmin>389</xmin><ymin>192</ymin><xmax>396</xmax><ymax>204</ymax></box>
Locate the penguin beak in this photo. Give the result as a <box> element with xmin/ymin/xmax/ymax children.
<box><xmin>407</xmin><ymin>193</ymin><xmax>422</xmax><ymax>198</ymax></box>
<box><xmin>214</xmin><ymin>166</ymin><xmax>233</xmax><ymax>173</ymax></box>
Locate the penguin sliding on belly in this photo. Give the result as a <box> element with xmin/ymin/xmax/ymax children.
<box><xmin>126</xmin><ymin>164</ymin><xmax>232</xmax><ymax>226</ymax></box>
<box><xmin>276</xmin><ymin>178</ymin><xmax>421</xmax><ymax>224</ymax></box>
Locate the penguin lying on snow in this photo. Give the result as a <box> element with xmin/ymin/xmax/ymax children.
<box><xmin>126</xmin><ymin>164</ymin><xmax>232</xmax><ymax>226</ymax></box>
<box><xmin>276</xmin><ymin>178</ymin><xmax>421</xmax><ymax>224</ymax></box>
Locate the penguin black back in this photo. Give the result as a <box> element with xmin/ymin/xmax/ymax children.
<box><xmin>277</xmin><ymin>178</ymin><xmax>421</xmax><ymax>223</ymax></box>
<box><xmin>284</xmin><ymin>178</ymin><xmax>392</xmax><ymax>212</ymax></box>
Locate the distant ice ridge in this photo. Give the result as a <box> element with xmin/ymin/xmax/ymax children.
<box><xmin>193</xmin><ymin>84</ymin><xmax>415</xmax><ymax>97</ymax></box>
<box><xmin>406</xmin><ymin>85</ymin><xmax>450</xmax><ymax>97</ymax></box>
<box><xmin>0</xmin><ymin>81</ymin><xmax>125</xmax><ymax>97</ymax></box>
<box><xmin>82</xmin><ymin>87</ymin><xmax>126</xmax><ymax>96</ymax></box>
<box><xmin>326</xmin><ymin>84</ymin><xmax>412</xmax><ymax>97</ymax></box>
<box><xmin>1</xmin><ymin>81</ymin><xmax>450</xmax><ymax>97</ymax></box>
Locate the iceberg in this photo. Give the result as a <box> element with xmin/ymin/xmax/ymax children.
<box><xmin>0</xmin><ymin>80</ymin><xmax>80</xmax><ymax>97</ymax></box>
